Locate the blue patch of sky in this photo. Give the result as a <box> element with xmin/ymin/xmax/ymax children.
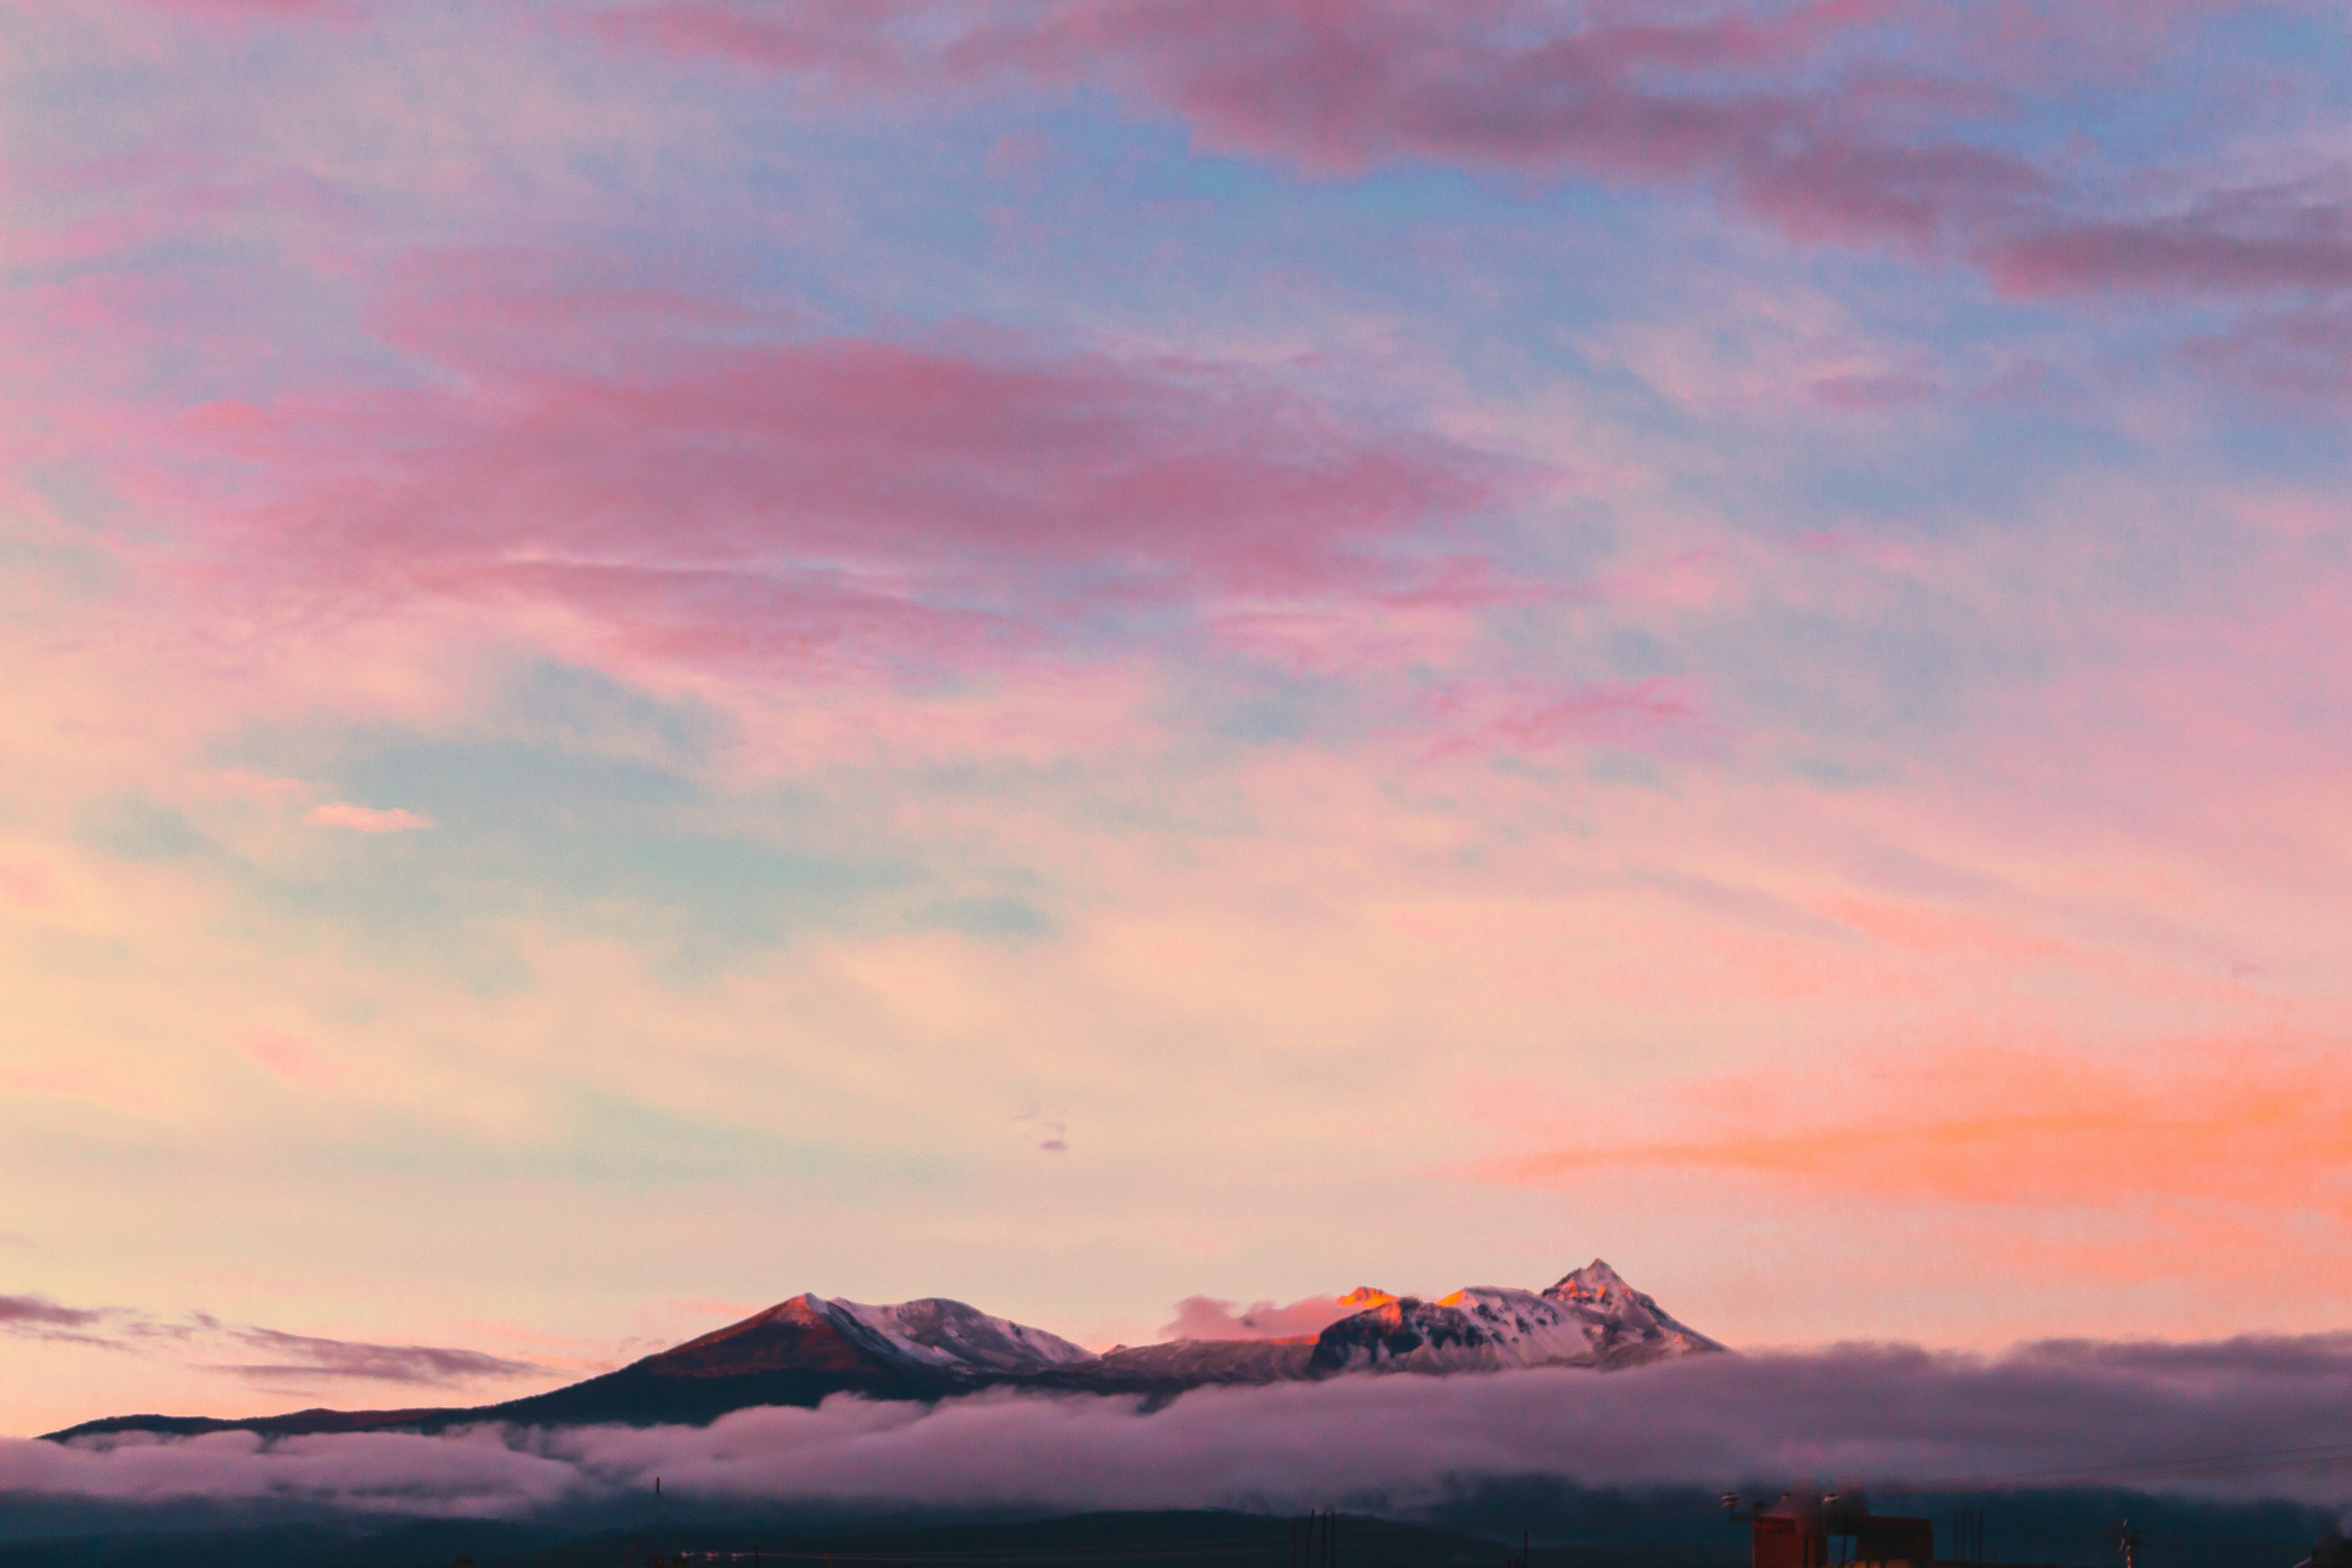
<box><xmin>2202</xmin><ymin>397</ymin><xmax>2352</xmax><ymax>479</ymax></box>
<box><xmin>652</xmin><ymin>83</ymin><xmax>1647</xmax><ymax>366</ymax></box>
<box><xmin>75</xmin><ymin>796</ymin><xmax>212</xmax><ymax>864</ymax></box>
<box><xmin>1697</xmin><ymin>587</ymin><xmax>2017</xmax><ymax>776</ymax></box>
<box><xmin>478</xmin><ymin>661</ymin><xmax>739</xmax><ymax>772</ymax></box>
<box><xmin>913</xmin><ymin>895</ymin><xmax>1057</xmax><ymax>942</ymax></box>
<box><xmin>153</xmin><ymin>662</ymin><xmax>1073</xmax><ymax>975</ymax></box>
<box><xmin>1177</xmin><ymin>666</ymin><xmax>1355</xmax><ymax>749</ymax></box>
<box><xmin>1594</xmin><ymin>626</ymin><xmax>1685</xmax><ymax>685</ymax></box>
<box><xmin>1756</xmin><ymin>407</ymin><xmax>2128</xmax><ymax>544</ymax></box>
<box><xmin>6</xmin><ymin>1086</ymin><xmax>961</xmax><ymax>1200</ymax></box>
<box><xmin>324</xmin><ymin>1090</ymin><xmax>960</xmax><ymax>1192</ymax></box>
<box><xmin>238</xmin><ymin>730</ymin><xmax>888</xmax><ymax>961</ymax></box>
<box><xmin>0</xmin><ymin>465</ymin><xmax>121</xmax><ymax>603</ymax></box>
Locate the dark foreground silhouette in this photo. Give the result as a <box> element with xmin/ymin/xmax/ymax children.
<box><xmin>0</xmin><ymin>1489</ymin><xmax>2339</xmax><ymax>1568</ymax></box>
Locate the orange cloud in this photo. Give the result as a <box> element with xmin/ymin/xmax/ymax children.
<box><xmin>1470</xmin><ymin>1041</ymin><xmax>2352</xmax><ymax>1215</ymax></box>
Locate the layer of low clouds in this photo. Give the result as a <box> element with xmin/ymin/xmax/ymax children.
<box><xmin>10</xmin><ymin>1341</ymin><xmax>2352</xmax><ymax>1520</ymax></box>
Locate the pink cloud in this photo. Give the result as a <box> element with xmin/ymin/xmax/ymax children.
<box><xmin>1205</xmin><ymin>561</ymin><xmax>1543</xmax><ymax>676</ymax></box>
<box><xmin>1161</xmin><ymin>1293</ymin><xmax>1362</xmax><ymax>1341</ymax></box>
<box><xmin>303</xmin><ymin>803</ymin><xmax>434</xmax><ymax>833</ymax></box>
<box><xmin>1421</xmin><ymin>677</ymin><xmax>1705</xmax><ymax>761</ymax></box>
<box><xmin>0</xmin><ymin>1294</ymin><xmax>110</xmax><ymax>1338</ymax></box>
<box><xmin>587</xmin><ymin>0</ymin><xmax>917</xmax><ymax>79</ymax></box>
<box><xmin>2185</xmin><ymin>303</ymin><xmax>2352</xmax><ymax>405</ymax></box>
<box><xmin>120</xmin><ymin>0</ymin><xmax>354</xmax><ymax>20</ymax></box>
<box><xmin>160</xmin><ymin>267</ymin><xmax>1527</xmax><ymax>698</ymax></box>
<box><xmin>0</xmin><ymin>859</ymin><xmax>62</xmax><ymax>914</ymax></box>
<box><xmin>1808</xmin><ymin>367</ymin><xmax>1940</xmax><ymax>411</ymax></box>
<box><xmin>1982</xmin><ymin>183</ymin><xmax>2352</xmax><ymax>298</ymax></box>
<box><xmin>214</xmin><ymin>1326</ymin><xmax>539</xmax><ymax>1387</ymax></box>
<box><xmin>242</xmin><ymin>1029</ymin><xmax>343</xmax><ymax>1089</ymax></box>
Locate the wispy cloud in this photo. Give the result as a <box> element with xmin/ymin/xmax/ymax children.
<box><xmin>1014</xmin><ymin>1107</ymin><xmax>1069</xmax><ymax>1154</ymax></box>
<box><xmin>2</xmin><ymin>1293</ymin><xmax>541</xmax><ymax>1391</ymax></box>
<box><xmin>212</xmin><ymin>1328</ymin><xmax>540</xmax><ymax>1387</ymax></box>
<box><xmin>0</xmin><ymin>1294</ymin><xmax>111</xmax><ymax>1344</ymax></box>
<box><xmin>303</xmin><ymin>802</ymin><xmax>435</xmax><ymax>833</ymax></box>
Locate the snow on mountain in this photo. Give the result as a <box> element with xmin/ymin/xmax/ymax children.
<box><xmin>825</xmin><ymin>1295</ymin><xmax>1101</xmax><ymax>1375</ymax></box>
<box><xmin>640</xmin><ymin>1292</ymin><xmax>1099</xmax><ymax>1386</ymax></box>
<box><xmin>1544</xmin><ymin>1258</ymin><xmax>1723</xmax><ymax>1364</ymax></box>
<box><xmin>1308</xmin><ymin>1259</ymin><xmax>1723</xmax><ymax>1374</ymax></box>
<box><xmin>666</xmin><ymin>1264</ymin><xmax>1715</xmax><ymax>1390</ymax></box>
<box><xmin>633</xmin><ymin>1265</ymin><xmax>1708</xmax><ymax>1390</ymax></box>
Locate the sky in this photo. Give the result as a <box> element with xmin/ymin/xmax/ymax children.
<box><xmin>2</xmin><ymin>0</ymin><xmax>2350</xmax><ymax>1441</ymax></box>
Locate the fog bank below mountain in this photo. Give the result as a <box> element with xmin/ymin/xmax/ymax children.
<box><xmin>9</xmin><ymin>1337</ymin><xmax>2350</xmax><ymax>1525</ymax></box>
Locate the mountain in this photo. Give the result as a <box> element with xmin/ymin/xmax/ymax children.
<box><xmin>42</xmin><ymin>1259</ymin><xmax>1721</xmax><ymax>1441</ymax></box>
<box><xmin>1309</xmin><ymin>1262</ymin><xmax>1724</xmax><ymax>1373</ymax></box>
<box><xmin>1094</xmin><ymin>1338</ymin><xmax>1315</xmax><ymax>1384</ymax></box>
<box><xmin>661</xmin><ymin>1293</ymin><xmax>1099</xmax><ymax>1380</ymax></box>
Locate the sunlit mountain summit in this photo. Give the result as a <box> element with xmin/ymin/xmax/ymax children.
<box><xmin>1308</xmin><ymin>1260</ymin><xmax>1725</xmax><ymax>1372</ymax></box>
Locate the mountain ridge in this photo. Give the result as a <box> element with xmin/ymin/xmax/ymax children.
<box><xmin>42</xmin><ymin>1259</ymin><xmax>1723</xmax><ymax>1442</ymax></box>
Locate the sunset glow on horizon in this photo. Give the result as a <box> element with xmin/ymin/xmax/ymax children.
<box><xmin>4</xmin><ymin>0</ymin><xmax>2351</xmax><ymax>1442</ymax></box>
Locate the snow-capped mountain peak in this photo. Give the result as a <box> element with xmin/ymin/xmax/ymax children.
<box><xmin>823</xmin><ymin>1295</ymin><xmax>1101</xmax><ymax>1375</ymax></box>
<box><xmin>1547</xmin><ymin>1258</ymin><xmax>1637</xmax><ymax>1307</ymax></box>
<box><xmin>1307</xmin><ymin>1263</ymin><xmax>1723</xmax><ymax>1374</ymax></box>
<box><xmin>1543</xmin><ymin>1258</ymin><xmax>1725</xmax><ymax>1361</ymax></box>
